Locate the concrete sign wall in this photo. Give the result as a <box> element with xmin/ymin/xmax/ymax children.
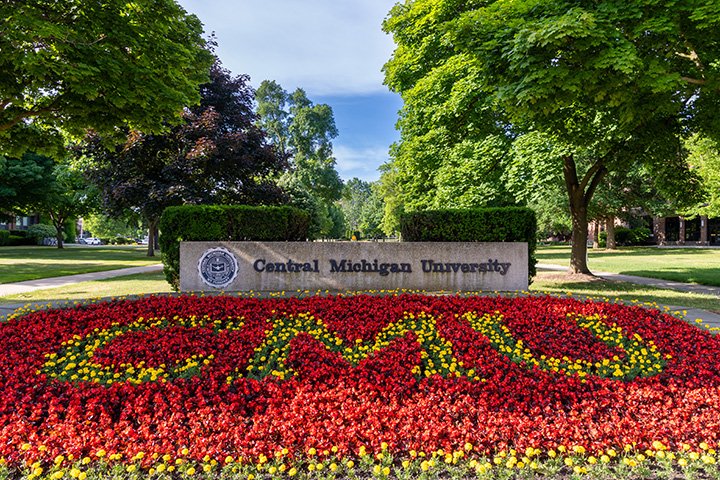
<box><xmin>180</xmin><ymin>241</ymin><xmax>528</xmax><ymax>292</ymax></box>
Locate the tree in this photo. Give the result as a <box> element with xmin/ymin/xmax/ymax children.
<box><xmin>256</xmin><ymin>81</ymin><xmax>345</xmax><ymax>237</ymax></box>
<box><xmin>340</xmin><ymin>178</ymin><xmax>373</xmax><ymax>236</ymax></box>
<box><xmin>255</xmin><ymin>81</ymin><xmax>291</xmax><ymax>158</ymax></box>
<box><xmin>0</xmin><ymin>152</ymin><xmax>55</xmax><ymax>214</ymax></box>
<box><xmin>256</xmin><ymin>82</ymin><xmax>344</xmax><ymax>202</ymax></box>
<box><xmin>358</xmin><ymin>183</ymin><xmax>386</xmax><ymax>239</ymax></box>
<box><xmin>0</xmin><ymin>0</ymin><xmax>213</xmax><ymax>157</ymax></box>
<box><xmin>82</xmin><ymin>59</ymin><xmax>287</xmax><ymax>256</ymax></box>
<box><xmin>27</xmin><ymin>162</ymin><xmax>97</xmax><ymax>248</ymax></box>
<box><xmin>339</xmin><ymin>178</ymin><xmax>386</xmax><ymax>239</ymax></box>
<box><xmin>684</xmin><ymin>135</ymin><xmax>720</xmax><ymax>219</ymax></box>
<box><xmin>383</xmin><ymin>0</ymin><xmax>717</xmax><ymax>273</ymax></box>
<box><xmin>0</xmin><ymin>151</ymin><xmax>98</xmax><ymax>247</ymax></box>
<box><xmin>83</xmin><ymin>212</ymin><xmax>144</xmax><ymax>240</ymax></box>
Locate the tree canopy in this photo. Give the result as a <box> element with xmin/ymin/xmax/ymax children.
<box><xmin>81</xmin><ymin>59</ymin><xmax>286</xmax><ymax>255</ymax></box>
<box><xmin>0</xmin><ymin>0</ymin><xmax>213</xmax><ymax>157</ymax></box>
<box><xmin>256</xmin><ymin>81</ymin><xmax>344</xmax><ymax>237</ymax></box>
<box><xmin>684</xmin><ymin>135</ymin><xmax>720</xmax><ymax>219</ymax></box>
<box><xmin>383</xmin><ymin>0</ymin><xmax>718</xmax><ymax>273</ymax></box>
<box><xmin>0</xmin><ymin>152</ymin><xmax>55</xmax><ymax>214</ymax></box>
<box><xmin>340</xmin><ymin>178</ymin><xmax>386</xmax><ymax>239</ymax></box>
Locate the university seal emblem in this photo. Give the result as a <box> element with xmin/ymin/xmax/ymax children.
<box><xmin>198</xmin><ymin>247</ymin><xmax>239</xmax><ymax>289</ymax></box>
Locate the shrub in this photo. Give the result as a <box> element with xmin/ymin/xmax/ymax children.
<box><xmin>27</xmin><ymin>224</ymin><xmax>58</xmax><ymax>245</ymax></box>
<box><xmin>400</xmin><ymin>207</ymin><xmax>537</xmax><ymax>281</ymax></box>
<box><xmin>600</xmin><ymin>226</ymin><xmax>652</xmax><ymax>247</ymax></box>
<box><xmin>7</xmin><ymin>235</ymin><xmax>33</xmax><ymax>246</ymax></box>
<box><xmin>3</xmin><ymin>230</ymin><xmax>35</xmax><ymax>246</ymax></box>
<box><xmin>159</xmin><ymin>205</ymin><xmax>311</xmax><ymax>290</ymax></box>
<box><xmin>0</xmin><ymin>230</ymin><xmax>9</xmax><ymax>246</ymax></box>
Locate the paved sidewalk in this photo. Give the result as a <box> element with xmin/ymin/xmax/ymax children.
<box><xmin>537</xmin><ymin>263</ymin><xmax>720</xmax><ymax>330</ymax></box>
<box><xmin>0</xmin><ymin>264</ymin><xmax>163</xmax><ymax>297</ymax></box>
<box><xmin>0</xmin><ymin>264</ymin><xmax>164</xmax><ymax>319</ymax></box>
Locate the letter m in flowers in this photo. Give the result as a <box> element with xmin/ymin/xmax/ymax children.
<box><xmin>237</xmin><ymin>311</ymin><xmax>470</xmax><ymax>381</ymax></box>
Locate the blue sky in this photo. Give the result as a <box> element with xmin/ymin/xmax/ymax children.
<box><xmin>176</xmin><ymin>0</ymin><xmax>403</xmax><ymax>182</ymax></box>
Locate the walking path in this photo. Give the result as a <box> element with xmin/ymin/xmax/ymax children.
<box><xmin>0</xmin><ymin>264</ymin><xmax>163</xmax><ymax>318</ymax></box>
<box><xmin>537</xmin><ymin>263</ymin><xmax>720</xmax><ymax>330</ymax></box>
<box><xmin>0</xmin><ymin>263</ymin><xmax>718</xmax><ymax>331</ymax></box>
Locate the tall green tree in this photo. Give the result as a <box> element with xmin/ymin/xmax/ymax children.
<box><xmin>0</xmin><ymin>0</ymin><xmax>213</xmax><ymax>157</ymax></box>
<box><xmin>0</xmin><ymin>151</ymin><xmax>98</xmax><ymax>246</ymax></box>
<box><xmin>340</xmin><ymin>178</ymin><xmax>386</xmax><ymax>239</ymax></box>
<box><xmin>384</xmin><ymin>0</ymin><xmax>717</xmax><ymax>273</ymax></box>
<box><xmin>684</xmin><ymin>135</ymin><xmax>720</xmax><ymax>219</ymax></box>
<box><xmin>256</xmin><ymin>81</ymin><xmax>345</xmax><ymax>237</ymax></box>
<box><xmin>82</xmin><ymin>59</ymin><xmax>286</xmax><ymax>256</ymax></box>
<box><xmin>340</xmin><ymin>178</ymin><xmax>373</xmax><ymax>235</ymax></box>
<box><xmin>0</xmin><ymin>152</ymin><xmax>55</xmax><ymax>215</ymax></box>
<box><xmin>25</xmin><ymin>162</ymin><xmax>97</xmax><ymax>249</ymax></box>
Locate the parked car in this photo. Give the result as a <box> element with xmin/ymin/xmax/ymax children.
<box><xmin>84</xmin><ymin>237</ymin><xmax>102</xmax><ymax>245</ymax></box>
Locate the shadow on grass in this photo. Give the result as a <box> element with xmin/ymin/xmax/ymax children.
<box><xmin>531</xmin><ymin>275</ymin><xmax>720</xmax><ymax>314</ymax></box>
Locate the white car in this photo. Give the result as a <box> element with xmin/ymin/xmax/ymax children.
<box><xmin>84</xmin><ymin>237</ymin><xmax>102</xmax><ymax>245</ymax></box>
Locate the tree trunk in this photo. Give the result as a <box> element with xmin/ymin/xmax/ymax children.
<box><xmin>51</xmin><ymin>214</ymin><xmax>65</xmax><ymax>249</ymax></box>
<box><xmin>146</xmin><ymin>218</ymin><xmax>158</xmax><ymax>257</ymax></box>
<box><xmin>591</xmin><ymin>220</ymin><xmax>600</xmax><ymax>249</ymax></box>
<box><xmin>153</xmin><ymin>223</ymin><xmax>160</xmax><ymax>251</ymax></box>
<box><xmin>563</xmin><ymin>155</ymin><xmax>607</xmax><ymax>274</ymax></box>
<box><xmin>568</xmin><ymin>200</ymin><xmax>590</xmax><ymax>273</ymax></box>
<box><xmin>605</xmin><ymin>216</ymin><xmax>616</xmax><ymax>250</ymax></box>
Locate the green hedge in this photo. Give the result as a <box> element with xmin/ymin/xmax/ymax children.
<box><xmin>159</xmin><ymin>205</ymin><xmax>311</xmax><ymax>290</ymax></box>
<box><xmin>400</xmin><ymin>207</ymin><xmax>537</xmax><ymax>282</ymax></box>
<box><xmin>1</xmin><ymin>230</ymin><xmax>35</xmax><ymax>246</ymax></box>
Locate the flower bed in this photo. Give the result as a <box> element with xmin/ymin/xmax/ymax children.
<box><xmin>1</xmin><ymin>293</ymin><xmax>719</xmax><ymax>477</ymax></box>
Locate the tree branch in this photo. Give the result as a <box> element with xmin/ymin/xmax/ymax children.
<box><xmin>676</xmin><ymin>47</ymin><xmax>704</xmax><ymax>71</ymax></box>
<box><xmin>584</xmin><ymin>164</ymin><xmax>608</xmax><ymax>206</ymax></box>
<box><xmin>0</xmin><ymin>105</ymin><xmax>57</xmax><ymax>132</ymax></box>
<box><xmin>681</xmin><ymin>76</ymin><xmax>707</xmax><ymax>86</ymax></box>
<box><xmin>578</xmin><ymin>159</ymin><xmax>605</xmax><ymax>194</ymax></box>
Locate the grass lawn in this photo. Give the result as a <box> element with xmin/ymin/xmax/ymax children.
<box><xmin>536</xmin><ymin>244</ymin><xmax>720</xmax><ymax>286</ymax></box>
<box><xmin>0</xmin><ymin>245</ymin><xmax>160</xmax><ymax>283</ymax></box>
<box><xmin>0</xmin><ymin>271</ymin><xmax>171</xmax><ymax>305</ymax></box>
<box><xmin>2</xmin><ymin>270</ymin><xmax>718</xmax><ymax>320</ymax></box>
<box><xmin>531</xmin><ymin>271</ymin><xmax>720</xmax><ymax>315</ymax></box>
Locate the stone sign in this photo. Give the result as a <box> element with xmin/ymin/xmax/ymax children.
<box><xmin>180</xmin><ymin>241</ymin><xmax>528</xmax><ymax>292</ymax></box>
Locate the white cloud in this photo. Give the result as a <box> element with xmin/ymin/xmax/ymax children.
<box><xmin>177</xmin><ymin>0</ymin><xmax>397</xmax><ymax>95</ymax></box>
<box><xmin>334</xmin><ymin>144</ymin><xmax>390</xmax><ymax>182</ymax></box>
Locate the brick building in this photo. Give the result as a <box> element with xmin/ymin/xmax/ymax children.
<box><xmin>653</xmin><ymin>215</ymin><xmax>720</xmax><ymax>246</ymax></box>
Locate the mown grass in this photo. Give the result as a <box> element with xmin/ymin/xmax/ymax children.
<box><xmin>531</xmin><ymin>272</ymin><xmax>720</xmax><ymax>314</ymax></box>
<box><xmin>0</xmin><ymin>271</ymin><xmax>171</xmax><ymax>305</ymax></box>
<box><xmin>0</xmin><ymin>246</ymin><xmax>160</xmax><ymax>283</ymax></box>
<box><xmin>536</xmin><ymin>245</ymin><xmax>720</xmax><ymax>287</ymax></box>
<box><xmin>2</xmin><ymin>270</ymin><xmax>718</xmax><ymax>323</ymax></box>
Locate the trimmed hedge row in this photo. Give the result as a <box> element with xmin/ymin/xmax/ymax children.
<box><xmin>159</xmin><ymin>205</ymin><xmax>311</xmax><ymax>290</ymax></box>
<box><xmin>400</xmin><ymin>207</ymin><xmax>537</xmax><ymax>281</ymax></box>
<box><xmin>0</xmin><ymin>229</ymin><xmax>35</xmax><ymax>246</ymax></box>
